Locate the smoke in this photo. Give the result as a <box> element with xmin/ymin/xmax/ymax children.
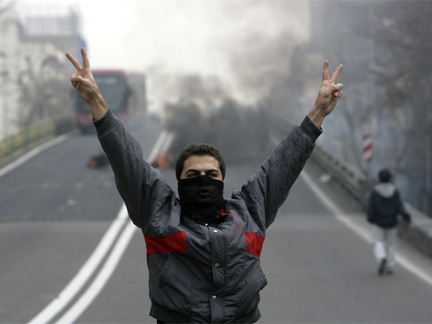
<box><xmin>162</xmin><ymin>74</ymin><xmax>271</xmax><ymax>163</ymax></box>
<box><xmin>147</xmin><ymin>1</ymin><xmax>311</xmax><ymax>163</ymax></box>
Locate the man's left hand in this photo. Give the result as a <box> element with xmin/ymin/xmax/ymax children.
<box><xmin>308</xmin><ymin>60</ymin><xmax>344</xmax><ymax>127</ymax></box>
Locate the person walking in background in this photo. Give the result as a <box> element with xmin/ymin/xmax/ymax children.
<box><xmin>367</xmin><ymin>168</ymin><xmax>411</xmax><ymax>275</ymax></box>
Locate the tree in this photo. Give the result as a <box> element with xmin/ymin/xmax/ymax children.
<box><xmin>305</xmin><ymin>0</ymin><xmax>432</xmax><ymax>213</ymax></box>
<box><xmin>366</xmin><ymin>1</ymin><xmax>432</xmax><ymax>213</ymax></box>
<box><xmin>319</xmin><ymin>0</ymin><xmax>432</xmax><ymax>212</ymax></box>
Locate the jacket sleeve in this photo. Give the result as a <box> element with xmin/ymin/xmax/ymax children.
<box><xmin>94</xmin><ymin>110</ymin><xmax>175</xmax><ymax>229</ymax></box>
<box><xmin>232</xmin><ymin>116</ymin><xmax>322</xmax><ymax>229</ymax></box>
<box><xmin>396</xmin><ymin>190</ymin><xmax>411</xmax><ymax>224</ymax></box>
<box><xmin>367</xmin><ymin>190</ymin><xmax>376</xmax><ymax>224</ymax></box>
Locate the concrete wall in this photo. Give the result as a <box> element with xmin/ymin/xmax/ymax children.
<box><xmin>0</xmin><ymin>3</ymin><xmax>77</xmax><ymax>141</ymax></box>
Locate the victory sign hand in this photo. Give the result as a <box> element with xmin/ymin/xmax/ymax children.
<box><xmin>308</xmin><ymin>60</ymin><xmax>344</xmax><ymax>127</ymax></box>
<box><xmin>66</xmin><ymin>48</ymin><xmax>108</xmax><ymax>120</ymax></box>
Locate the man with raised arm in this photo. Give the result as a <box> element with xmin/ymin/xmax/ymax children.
<box><xmin>67</xmin><ymin>48</ymin><xmax>343</xmax><ymax>324</ymax></box>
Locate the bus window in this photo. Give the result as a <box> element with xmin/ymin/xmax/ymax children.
<box><xmin>76</xmin><ymin>75</ymin><xmax>128</xmax><ymax>113</ymax></box>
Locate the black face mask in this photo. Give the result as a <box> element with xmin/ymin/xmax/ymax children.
<box><xmin>178</xmin><ymin>175</ymin><xmax>224</xmax><ymax>201</ymax></box>
<box><xmin>178</xmin><ymin>175</ymin><xmax>226</xmax><ymax>224</ymax></box>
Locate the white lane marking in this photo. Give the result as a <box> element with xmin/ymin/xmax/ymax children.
<box><xmin>0</xmin><ymin>132</ymin><xmax>74</xmax><ymax>178</ymax></box>
<box><xmin>28</xmin><ymin>130</ymin><xmax>168</xmax><ymax>324</ymax></box>
<box><xmin>55</xmin><ymin>221</ymin><xmax>136</xmax><ymax>324</ymax></box>
<box><xmin>300</xmin><ymin>170</ymin><xmax>432</xmax><ymax>287</ymax></box>
<box><xmin>149</xmin><ymin>131</ymin><xmax>168</xmax><ymax>159</ymax></box>
<box><xmin>28</xmin><ymin>205</ymin><xmax>129</xmax><ymax>324</ymax></box>
<box><xmin>161</xmin><ymin>132</ymin><xmax>174</xmax><ymax>154</ymax></box>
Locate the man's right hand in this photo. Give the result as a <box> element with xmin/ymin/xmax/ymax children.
<box><xmin>66</xmin><ymin>48</ymin><xmax>109</xmax><ymax>120</ymax></box>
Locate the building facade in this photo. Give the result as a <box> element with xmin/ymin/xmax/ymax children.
<box><xmin>0</xmin><ymin>2</ymin><xmax>84</xmax><ymax>140</ymax></box>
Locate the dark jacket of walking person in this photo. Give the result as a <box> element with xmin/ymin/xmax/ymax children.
<box><xmin>66</xmin><ymin>48</ymin><xmax>344</xmax><ymax>323</ymax></box>
<box><xmin>367</xmin><ymin>168</ymin><xmax>411</xmax><ymax>275</ymax></box>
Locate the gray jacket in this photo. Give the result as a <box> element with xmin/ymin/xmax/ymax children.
<box><xmin>94</xmin><ymin>110</ymin><xmax>321</xmax><ymax>323</ymax></box>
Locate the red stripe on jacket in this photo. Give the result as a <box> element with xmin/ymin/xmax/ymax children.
<box><xmin>145</xmin><ymin>232</ymin><xmax>187</xmax><ymax>255</ymax></box>
<box><xmin>245</xmin><ymin>232</ymin><xmax>265</xmax><ymax>257</ymax></box>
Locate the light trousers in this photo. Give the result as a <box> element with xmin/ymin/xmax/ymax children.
<box><xmin>370</xmin><ymin>224</ymin><xmax>397</xmax><ymax>268</ymax></box>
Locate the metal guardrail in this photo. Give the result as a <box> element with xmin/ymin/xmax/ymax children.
<box><xmin>311</xmin><ymin>144</ymin><xmax>369</xmax><ymax>206</ymax></box>
<box><xmin>267</xmin><ymin>110</ymin><xmax>369</xmax><ymax>205</ymax></box>
<box><xmin>399</xmin><ymin>204</ymin><xmax>432</xmax><ymax>259</ymax></box>
<box><xmin>0</xmin><ymin>117</ymin><xmax>75</xmax><ymax>167</ymax></box>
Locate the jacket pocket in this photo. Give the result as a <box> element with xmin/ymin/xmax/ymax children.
<box><xmin>159</xmin><ymin>253</ymin><xmax>174</xmax><ymax>287</ymax></box>
<box><xmin>258</xmin><ymin>264</ymin><xmax>268</xmax><ymax>289</ymax></box>
<box><xmin>156</xmin><ymin>254</ymin><xmax>193</xmax><ymax>312</ymax></box>
<box><xmin>234</xmin><ymin>260</ymin><xmax>267</xmax><ymax>316</ymax></box>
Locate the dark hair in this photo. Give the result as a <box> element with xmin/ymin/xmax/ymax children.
<box><xmin>175</xmin><ymin>143</ymin><xmax>226</xmax><ymax>180</ymax></box>
<box><xmin>378</xmin><ymin>168</ymin><xmax>392</xmax><ymax>183</ymax></box>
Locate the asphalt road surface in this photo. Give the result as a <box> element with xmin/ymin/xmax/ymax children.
<box><xmin>1</xmin><ymin>116</ymin><xmax>432</xmax><ymax>324</ymax></box>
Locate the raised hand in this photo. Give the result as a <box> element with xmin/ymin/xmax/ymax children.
<box><xmin>66</xmin><ymin>48</ymin><xmax>108</xmax><ymax>120</ymax></box>
<box><xmin>308</xmin><ymin>60</ymin><xmax>344</xmax><ymax>127</ymax></box>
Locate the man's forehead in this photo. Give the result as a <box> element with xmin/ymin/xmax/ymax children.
<box><xmin>180</xmin><ymin>154</ymin><xmax>224</xmax><ymax>180</ymax></box>
<box><xmin>183</xmin><ymin>155</ymin><xmax>220</xmax><ymax>169</ymax></box>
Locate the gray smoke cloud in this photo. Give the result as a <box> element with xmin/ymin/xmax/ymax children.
<box><xmin>162</xmin><ymin>74</ymin><xmax>271</xmax><ymax>163</ymax></box>
<box><xmin>148</xmin><ymin>2</ymin><xmax>310</xmax><ymax>162</ymax></box>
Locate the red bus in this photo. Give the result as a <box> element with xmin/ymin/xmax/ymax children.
<box><xmin>74</xmin><ymin>70</ymin><xmax>146</xmax><ymax>134</ymax></box>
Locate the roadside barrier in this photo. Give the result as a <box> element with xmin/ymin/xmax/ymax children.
<box><xmin>399</xmin><ymin>204</ymin><xmax>432</xmax><ymax>259</ymax></box>
<box><xmin>311</xmin><ymin>144</ymin><xmax>369</xmax><ymax>205</ymax></box>
<box><xmin>0</xmin><ymin>117</ymin><xmax>75</xmax><ymax>167</ymax></box>
<box><xmin>266</xmin><ymin>110</ymin><xmax>369</xmax><ymax>203</ymax></box>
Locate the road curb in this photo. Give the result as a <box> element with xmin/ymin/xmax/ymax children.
<box><xmin>0</xmin><ymin>118</ymin><xmax>75</xmax><ymax>168</ymax></box>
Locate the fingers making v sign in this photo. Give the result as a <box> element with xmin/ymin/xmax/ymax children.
<box><xmin>307</xmin><ymin>60</ymin><xmax>344</xmax><ymax>127</ymax></box>
<box><xmin>66</xmin><ymin>48</ymin><xmax>108</xmax><ymax>120</ymax></box>
<box><xmin>316</xmin><ymin>60</ymin><xmax>344</xmax><ymax>115</ymax></box>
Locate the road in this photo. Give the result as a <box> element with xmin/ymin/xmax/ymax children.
<box><xmin>1</xmin><ymin>116</ymin><xmax>432</xmax><ymax>324</ymax></box>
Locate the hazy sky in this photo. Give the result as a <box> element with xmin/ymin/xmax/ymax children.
<box><xmin>16</xmin><ymin>0</ymin><xmax>310</xmax><ymax>108</ymax></box>
<box><xmin>18</xmin><ymin>0</ymin><xmax>308</xmax><ymax>73</ymax></box>
<box><xmin>80</xmin><ymin>0</ymin><xmax>308</xmax><ymax>74</ymax></box>
<box><xmin>77</xmin><ymin>0</ymin><xmax>234</xmax><ymax>74</ymax></box>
